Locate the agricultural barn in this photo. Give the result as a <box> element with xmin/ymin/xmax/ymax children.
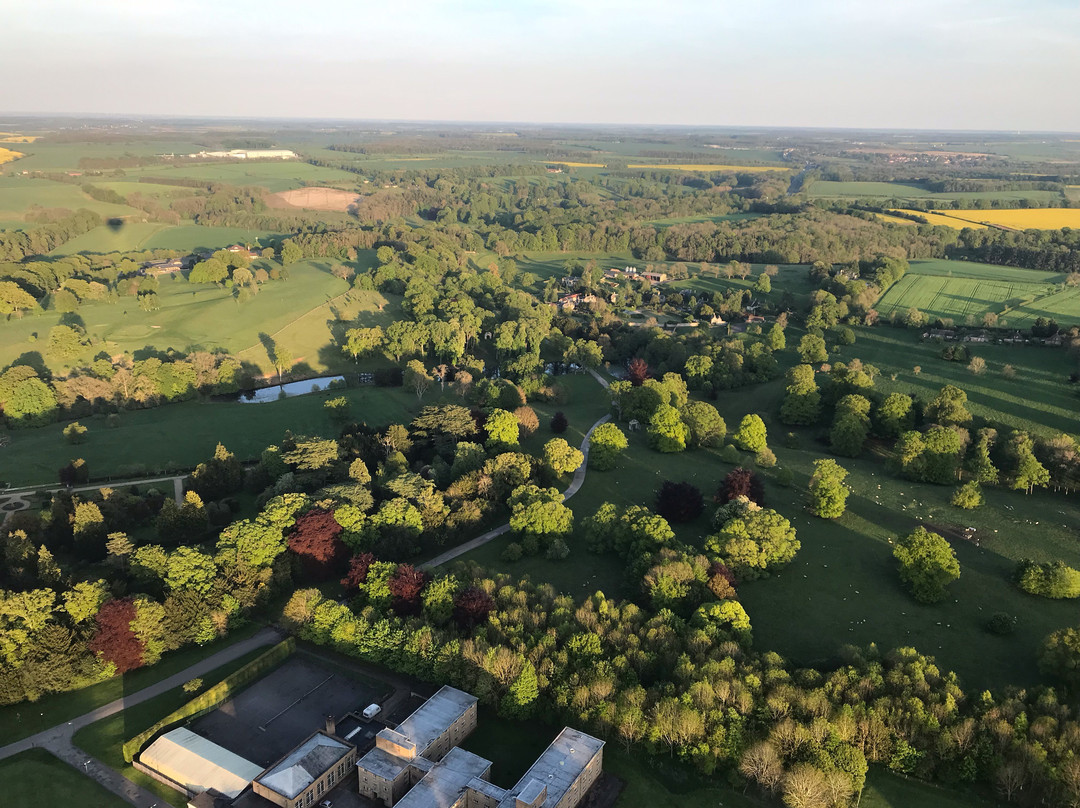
<box><xmin>137</xmin><ymin>727</ymin><xmax>264</xmax><ymax>799</ymax></box>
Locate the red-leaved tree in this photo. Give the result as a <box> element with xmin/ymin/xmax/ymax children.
<box><xmin>627</xmin><ymin>357</ymin><xmax>650</xmax><ymax>387</ymax></box>
<box><xmin>389</xmin><ymin>564</ymin><xmax>429</xmax><ymax>615</ymax></box>
<box><xmin>341</xmin><ymin>553</ymin><xmax>376</xmax><ymax>594</ymax></box>
<box><xmin>708</xmin><ymin>561</ymin><xmax>738</xmax><ymax>599</ymax></box>
<box><xmin>717</xmin><ymin>467</ymin><xmax>766</xmax><ymax>505</ymax></box>
<box><xmin>453</xmin><ymin>586</ymin><xmax>495</xmax><ymax>629</ymax></box>
<box><xmin>288</xmin><ymin>509</ymin><xmax>347</xmax><ymax>580</ymax></box>
<box><xmin>89</xmin><ymin>598</ymin><xmax>145</xmax><ymax>674</ymax></box>
<box><xmin>655</xmin><ymin>480</ymin><xmax>705</xmax><ymax>523</ymax></box>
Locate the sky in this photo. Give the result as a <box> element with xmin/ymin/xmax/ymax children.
<box><xmin>4</xmin><ymin>0</ymin><xmax>1080</xmax><ymax>131</ymax></box>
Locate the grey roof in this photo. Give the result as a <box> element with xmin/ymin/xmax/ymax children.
<box><xmin>497</xmin><ymin>728</ymin><xmax>604</xmax><ymax>808</ymax></box>
<box><xmin>395</xmin><ymin>747</ymin><xmax>496</xmax><ymax>808</ymax></box>
<box><xmin>357</xmin><ymin>745</ymin><xmax>411</xmax><ymax>781</ymax></box>
<box><xmin>394</xmin><ymin>686</ymin><xmax>476</xmax><ymax>756</ymax></box>
<box><xmin>256</xmin><ymin>732</ymin><xmax>350</xmax><ymax>800</ymax></box>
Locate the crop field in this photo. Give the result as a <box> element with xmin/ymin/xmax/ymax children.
<box><xmin>92</xmin><ymin>180</ymin><xmax>191</xmax><ymax>199</ymax></box>
<box><xmin>118</xmin><ymin>161</ymin><xmax>360</xmax><ymax>192</ymax></box>
<box><xmin>0</xmin><ymin>146</ymin><xmax>24</xmax><ymax>164</ymax></box>
<box><xmin>544</xmin><ymin>161</ymin><xmax>788</xmax><ymax>172</ymax></box>
<box><xmin>0</xmin><ymin>258</ymin><xmax>376</xmax><ymax>373</ymax></box>
<box><xmin>9</xmin><ymin>140</ymin><xmax>206</xmax><ymax>172</ymax></box>
<box><xmin>938</xmin><ymin>208</ymin><xmax>1080</xmax><ymax>230</ymax></box>
<box><xmin>49</xmin><ymin>222</ymin><xmax>169</xmax><ymax>255</ymax></box>
<box><xmin>886</xmin><ymin>209</ymin><xmax>988</xmax><ymax>229</ymax></box>
<box><xmin>0</xmin><ymin>177</ymin><xmax>144</xmax><ymax>221</ymax></box>
<box><xmin>139</xmin><ymin>224</ymin><xmax>280</xmax><ymax>252</ymax></box>
<box><xmin>875</xmin><ymin>259</ymin><xmax>1080</xmax><ymax>327</ymax></box>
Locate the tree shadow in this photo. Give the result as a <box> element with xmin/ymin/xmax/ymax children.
<box><xmin>257</xmin><ymin>332</ymin><xmax>276</xmax><ymax>365</ymax></box>
<box><xmin>9</xmin><ymin>350</ymin><xmax>49</xmax><ymax>376</ymax></box>
<box><xmin>59</xmin><ymin>312</ymin><xmax>86</xmax><ymax>330</ymax></box>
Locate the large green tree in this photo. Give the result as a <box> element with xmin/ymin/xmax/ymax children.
<box><xmin>893</xmin><ymin>527</ymin><xmax>960</xmax><ymax>604</ymax></box>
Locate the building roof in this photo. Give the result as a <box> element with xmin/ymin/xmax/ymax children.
<box><xmin>141</xmin><ymin>727</ymin><xmax>263</xmax><ymax>799</ymax></box>
<box><xmin>357</xmin><ymin>744</ymin><xmax>413</xmax><ymax>781</ymax></box>
<box><xmin>394</xmin><ymin>686</ymin><xmax>476</xmax><ymax>756</ymax></box>
<box><xmin>255</xmin><ymin>732</ymin><xmax>351</xmax><ymax>800</ymax></box>
<box><xmin>497</xmin><ymin>728</ymin><xmax>604</xmax><ymax>808</ymax></box>
<box><xmin>395</xmin><ymin>747</ymin><xmax>496</xmax><ymax>808</ymax></box>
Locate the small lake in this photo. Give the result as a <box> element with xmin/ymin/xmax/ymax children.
<box><xmin>238</xmin><ymin>375</ymin><xmax>346</xmax><ymax>404</ymax></box>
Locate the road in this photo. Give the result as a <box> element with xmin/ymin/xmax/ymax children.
<box><xmin>0</xmin><ymin>626</ymin><xmax>282</xmax><ymax>806</ymax></box>
<box><xmin>421</xmin><ymin>368</ymin><xmax>613</xmax><ymax>570</ymax></box>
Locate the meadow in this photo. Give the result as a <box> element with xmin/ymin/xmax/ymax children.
<box><xmin>0</xmin><ymin>176</ymin><xmax>144</xmax><ymax>222</ymax></box>
<box><xmin>0</xmin><ymin>749</ymin><xmax>128</xmax><ymax>808</ymax></box>
<box><xmin>50</xmin><ymin>223</ymin><xmax>283</xmax><ymax>255</ymax></box>
<box><xmin>118</xmin><ymin>160</ymin><xmax>359</xmax><ymax>192</ymax></box>
<box><xmin>0</xmin><ymin>257</ymin><xmax>394</xmax><ymax>373</ymax></box>
<box><xmin>7</xmin><ymin>140</ymin><xmax>207</xmax><ymax>172</ymax></box>
<box><xmin>875</xmin><ymin>258</ymin><xmax>1080</xmax><ymax>328</ymax></box>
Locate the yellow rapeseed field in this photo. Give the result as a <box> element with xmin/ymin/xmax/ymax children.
<box><xmin>0</xmin><ymin>147</ymin><xmax>25</xmax><ymax>165</ymax></box>
<box><xmin>940</xmin><ymin>208</ymin><xmax>1080</xmax><ymax>230</ymax></box>
<box><xmin>0</xmin><ymin>133</ymin><xmax>37</xmax><ymax>143</ymax></box>
<box><xmin>889</xmin><ymin>209</ymin><xmax>988</xmax><ymax>229</ymax></box>
<box><xmin>872</xmin><ymin>212</ymin><xmax>921</xmax><ymax>226</ymax></box>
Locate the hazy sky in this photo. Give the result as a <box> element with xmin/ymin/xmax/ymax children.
<box><xmin>6</xmin><ymin>0</ymin><xmax>1079</xmax><ymax>131</ymax></box>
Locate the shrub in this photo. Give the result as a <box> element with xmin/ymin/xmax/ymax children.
<box><xmin>951</xmin><ymin>481</ymin><xmax>982</xmax><ymax>510</ymax></box>
<box><xmin>720</xmin><ymin>444</ymin><xmax>741</xmax><ymax>464</ymax></box>
<box><xmin>183</xmin><ymin>678</ymin><xmax>203</xmax><ymax>693</ymax></box>
<box><xmin>1016</xmin><ymin>560</ymin><xmax>1080</xmax><ymax>599</ymax></box>
<box><xmin>987</xmin><ymin>612</ymin><xmax>1018</xmax><ymax>636</ymax></box>
<box><xmin>63</xmin><ymin>421</ymin><xmax>88</xmax><ymax>444</ymax></box>
<box><xmin>773</xmin><ymin>466</ymin><xmax>794</xmax><ymax>487</ymax></box>
<box><xmin>754</xmin><ymin>447</ymin><xmax>777</xmax><ymax>468</ymax></box>
<box><xmin>501</xmin><ymin>542</ymin><xmax>524</xmax><ymax>562</ymax></box>
<box><xmin>655</xmin><ymin>481</ymin><xmax>705</xmax><ymax>523</ymax></box>
<box><xmin>545</xmin><ymin>539</ymin><xmax>570</xmax><ymax>560</ymax></box>
<box><xmin>550</xmin><ymin>411</ymin><xmax>568</xmax><ymax>433</ymax></box>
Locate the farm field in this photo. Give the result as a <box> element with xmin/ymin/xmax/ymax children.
<box><xmin>626</xmin><ymin>163</ymin><xmax>790</xmax><ymax>172</ymax></box>
<box><xmin>118</xmin><ymin>160</ymin><xmax>359</xmax><ymax>192</ymax></box>
<box><xmin>647</xmin><ymin>212</ymin><xmax>762</xmax><ymax>226</ymax></box>
<box><xmin>92</xmin><ymin>180</ymin><xmax>192</xmax><ymax>199</ymax></box>
<box><xmin>6</xmin><ymin>140</ymin><xmax>207</xmax><ymax>172</ymax></box>
<box><xmin>140</xmin><ymin>224</ymin><xmax>281</xmax><ymax>252</ymax></box>
<box><xmin>0</xmin><ymin>258</ymin><xmax>383</xmax><ymax>373</ymax></box>
<box><xmin>886</xmin><ymin>209</ymin><xmax>989</xmax><ymax>229</ymax></box>
<box><xmin>49</xmin><ymin>222</ymin><xmax>169</xmax><ymax>255</ymax></box>
<box><xmin>0</xmin><ymin>146</ymin><xmax>24</xmax><ymax>164</ymax></box>
<box><xmin>935</xmin><ymin>207</ymin><xmax>1080</xmax><ymax>230</ymax></box>
<box><xmin>875</xmin><ymin>258</ymin><xmax>1080</xmax><ymax>327</ymax></box>
<box><xmin>808</xmin><ymin>180</ymin><xmax>1064</xmax><ymax>204</ymax></box>
<box><xmin>0</xmin><ymin>177</ymin><xmax>144</xmax><ymax>221</ymax></box>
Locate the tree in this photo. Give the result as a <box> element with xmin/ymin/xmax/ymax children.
<box><xmin>797</xmin><ymin>334</ymin><xmax>827</xmax><ymax>364</ymax></box>
<box><xmin>733</xmin><ymin>414</ymin><xmax>767</xmax><ymax>453</ymax></box>
<box><xmin>0</xmin><ymin>280</ymin><xmax>38</xmax><ymax>315</ymax></box>
<box><xmin>63</xmin><ymin>421</ymin><xmax>87</xmax><ymax>444</ymax></box>
<box><xmin>682</xmin><ymin>401</ymin><xmax>725</xmax><ymax>448</ymax></box>
<box><xmin>89</xmin><ymin>598</ymin><xmax>144</xmax><ymax>674</ymax></box>
<box><xmin>706</xmin><ymin>508</ymin><xmax>799</xmax><ymax>580</ymax></box>
<box><xmin>1017</xmin><ymin>560</ymin><xmax>1080</xmax><ymax>599</ymax></box>
<box><xmin>589</xmin><ymin>422</ymin><xmax>628</xmax><ymax>471</ymax></box>
<box><xmin>47</xmin><ymin>325</ymin><xmax>85</xmax><ymax>361</ymax></box>
<box><xmin>404</xmin><ymin>359</ymin><xmax>432</xmax><ymax>403</ymax></box>
<box><xmin>968</xmin><ymin>356</ymin><xmax>986</xmax><ymax>375</ymax></box>
<box><xmin>62</xmin><ymin>580</ymin><xmax>108</xmax><ymax>624</ymax></box>
<box><xmin>754</xmin><ymin>273</ymin><xmax>771</xmax><ymax>294</ymax></box>
<box><xmin>190</xmin><ymin>442</ymin><xmax>244</xmax><ymax>500</ymax></box>
<box><xmin>280</xmin><ymin>240</ymin><xmax>302</xmax><ymax>265</ymax></box>
<box><xmin>288</xmin><ymin>509</ymin><xmax>347</xmax><ymax>579</ymax></box>
<box><xmin>485</xmin><ymin>408</ymin><xmax>520</xmax><ymax>451</ymax></box>
<box><xmin>513</xmin><ymin>406</ymin><xmax>539</xmax><ymax>438</ymax></box>
<box><xmin>648</xmin><ymin>403</ymin><xmax>689</xmax><ymax>453</ymax></box>
<box><xmin>893</xmin><ymin>526</ymin><xmax>960</xmax><ymax>604</ymax></box>
<box><xmin>283</xmin><ymin>437</ymin><xmax>338</xmax><ymax>471</ymax></box>
<box><xmin>1039</xmin><ymin>626</ymin><xmax>1080</xmax><ymax>689</ymax></box>
<box><xmin>272</xmin><ymin>346</ymin><xmax>293</xmax><ymax>385</ymax></box>
<box><xmin>343</xmin><ymin>326</ymin><xmax>384</xmax><ymax>361</ymax></box>
<box><xmin>782</xmin><ymin>764</ymin><xmax>830</xmax><ymax>808</ymax></box>
<box><xmin>388</xmin><ymin>564</ymin><xmax>428</xmax><ymax>615</ymax></box>
<box><xmin>717</xmin><ymin>467</ymin><xmax>765</xmax><ymax>505</ymax></box>
<box><xmin>453</xmin><ymin>586</ymin><xmax>494</xmax><ymax>628</ymax></box>
<box><xmin>740</xmin><ymin>741</ymin><xmax>784</xmax><ymax>795</ymax></box>
<box><xmin>1008</xmin><ymin>431</ymin><xmax>1050</xmax><ymax>494</ymax></box>
<box><xmin>966</xmin><ymin>428</ymin><xmax>999</xmax><ymax>484</ymax></box>
<box><xmin>550</xmin><ymin>411</ymin><xmax>568</xmax><ymax>434</ymax></box>
<box><xmin>188</xmin><ymin>258</ymin><xmax>228</xmax><ymax>284</ymax></box>
<box><xmin>165</xmin><ymin>547</ymin><xmax>217</xmax><ymax>594</ymax></box>
<box><xmin>655</xmin><ymin>481</ymin><xmax>704</xmax><ymax>523</ymax></box>
<box><xmin>926</xmin><ymin>385</ymin><xmax>972</xmax><ymax>426</ymax></box>
<box><xmin>627</xmin><ymin>357</ymin><xmax>650</xmax><ymax>386</ymax></box>
<box><xmin>508</xmin><ymin>485</ymin><xmax>573</xmax><ymax>546</ymax></box>
<box><xmin>501</xmin><ymin>659</ymin><xmax>539</xmax><ymax>718</ymax></box>
<box><xmin>808</xmin><ymin>458</ymin><xmax>849</xmax><ymax>518</ymax></box>
<box><xmin>543</xmin><ymin>438</ymin><xmax>584</xmax><ymax>476</ymax></box>
<box><xmin>830</xmin><ymin>394</ymin><xmax>870</xmax><ymax>458</ymax></box>
<box><xmin>876</xmin><ymin>393</ymin><xmax>914</xmax><ymax>438</ymax></box>
<box><xmin>780</xmin><ymin>365</ymin><xmax>821</xmax><ymax>426</ymax></box>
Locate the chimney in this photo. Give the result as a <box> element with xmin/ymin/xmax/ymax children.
<box><xmin>325</xmin><ymin>715</ymin><xmax>336</xmax><ymax>736</ymax></box>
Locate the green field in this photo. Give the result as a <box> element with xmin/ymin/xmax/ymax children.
<box><xmin>119</xmin><ymin>161</ymin><xmax>359</xmax><ymax>192</ymax></box>
<box><xmin>0</xmin><ymin>749</ymin><xmax>128</xmax><ymax>808</ymax></box>
<box><xmin>0</xmin><ymin>177</ymin><xmax>143</xmax><ymax>221</ymax></box>
<box><xmin>50</xmin><ymin>222</ymin><xmax>169</xmax><ymax>255</ymax></box>
<box><xmin>92</xmin><ymin>181</ymin><xmax>192</xmax><ymax>199</ymax></box>
<box><xmin>806</xmin><ymin>180</ymin><xmax>1064</xmax><ymax>203</ymax></box>
<box><xmin>647</xmin><ymin>212</ymin><xmax>763</xmax><ymax>226</ymax></box>
<box><xmin>140</xmin><ymin>224</ymin><xmax>281</xmax><ymax>252</ymax></box>
<box><xmin>0</xmin><ymin>258</ymin><xmax>388</xmax><ymax>374</ymax></box>
<box><xmin>876</xmin><ymin>259</ymin><xmax>1080</xmax><ymax>327</ymax></box>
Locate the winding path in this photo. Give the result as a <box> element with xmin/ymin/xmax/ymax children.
<box><xmin>1</xmin><ymin>474</ymin><xmax>187</xmax><ymax>525</ymax></box>
<box><xmin>421</xmin><ymin>369</ymin><xmax>612</xmax><ymax>570</ymax></box>
<box><xmin>0</xmin><ymin>627</ymin><xmax>283</xmax><ymax>806</ymax></box>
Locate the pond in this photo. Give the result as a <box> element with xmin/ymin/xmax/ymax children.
<box><xmin>238</xmin><ymin>375</ymin><xmax>346</xmax><ymax>404</ymax></box>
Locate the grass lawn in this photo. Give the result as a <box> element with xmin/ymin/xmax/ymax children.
<box><xmin>141</xmin><ymin>224</ymin><xmax>282</xmax><ymax>252</ymax></box>
<box><xmin>0</xmin><ymin>622</ymin><xmax>262</xmax><ymax>744</ymax></box>
<box><xmin>50</xmin><ymin>222</ymin><xmax>170</xmax><ymax>255</ymax></box>
<box><xmin>0</xmin><ymin>749</ymin><xmax>129</xmax><ymax>808</ymax></box>
<box><xmin>119</xmin><ymin>161</ymin><xmax>360</xmax><ymax>192</ymax></box>
<box><xmin>71</xmin><ymin>646</ymin><xmax>273</xmax><ymax>808</ymax></box>
<box><xmin>1</xmin><ymin>381</ymin><xmax>445</xmax><ymax>486</ymax></box>
<box><xmin>0</xmin><ymin>177</ymin><xmax>144</xmax><ymax>221</ymax></box>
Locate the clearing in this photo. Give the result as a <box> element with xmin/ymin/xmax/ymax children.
<box><xmin>270</xmin><ymin>186</ymin><xmax>361</xmax><ymax>212</ymax></box>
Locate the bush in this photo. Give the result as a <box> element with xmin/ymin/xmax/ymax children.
<box><xmin>773</xmin><ymin>466</ymin><xmax>794</xmax><ymax>487</ymax></box>
<box><xmin>893</xmin><ymin>527</ymin><xmax>960</xmax><ymax>604</ymax></box>
<box><xmin>987</xmin><ymin>612</ymin><xmax>1018</xmax><ymax>636</ymax></box>
<box><xmin>63</xmin><ymin>421</ymin><xmax>88</xmax><ymax>444</ymax></box>
<box><xmin>182</xmin><ymin>678</ymin><xmax>203</xmax><ymax>693</ymax></box>
<box><xmin>754</xmin><ymin>447</ymin><xmax>777</xmax><ymax>468</ymax></box>
<box><xmin>951</xmin><ymin>481</ymin><xmax>982</xmax><ymax>510</ymax></box>
<box><xmin>550</xmin><ymin>411</ymin><xmax>568</xmax><ymax>433</ymax></box>
<box><xmin>784</xmin><ymin>432</ymin><xmax>801</xmax><ymax>449</ymax></box>
<box><xmin>720</xmin><ymin>444</ymin><xmax>741</xmax><ymax>464</ymax></box>
<box><xmin>545</xmin><ymin>538</ymin><xmax>570</xmax><ymax>560</ymax></box>
<box><xmin>501</xmin><ymin>543</ymin><xmax>524</xmax><ymax>562</ymax></box>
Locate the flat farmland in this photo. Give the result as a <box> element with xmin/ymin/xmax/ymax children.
<box><xmin>880</xmin><ymin>209</ymin><xmax>989</xmax><ymax>229</ymax></box>
<box><xmin>0</xmin><ymin>177</ymin><xmax>144</xmax><ymax>221</ymax></box>
<box><xmin>943</xmin><ymin>208</ymin><xmax>1080</xmax><ymax>230</ymax></box>
<box><xmin>140</xmin><ymin>224</ymin><xmax>281</xmax><ymax>252</ymax></box>
<box><xmin>10</xmin><ymin>140</ymin><xmax>206</xmax><ymax>172</ymax></box>
<box><xmin>119</xmin><ymin>161</ymin><xmax>360</xmax><ymax>192</ymax></box>
<box><xmin>808</xmin><ymin>180</ymin><xmax>1064</xmax><ymax>203</ymax></box>
<box><xmin>50</xmin><ymin>222</ymin><xmax>169</xmax><ymax>255</ymax></box>
<box><xmin>875</xmin><ymin>260</ymin><xmax>1080</xmax><ymax>327</ymax></box>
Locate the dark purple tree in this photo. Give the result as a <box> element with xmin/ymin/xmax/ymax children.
<box><xmin>716</xmin><ymin>467</ymin><xmax>766</xmax><ymax>505</ymax></box>
<box><xmin>452</xmin><ymin>586</ymin><xmax>495</xmax><ymax>628</ymax></box>
<box><xmin>655</xmin><ymin>480</ymin><xmax>705</xmax><ymax>523</ymax></box>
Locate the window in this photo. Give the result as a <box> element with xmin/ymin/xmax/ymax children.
<box><xmin>317</xmin><ymin>780</ymin><xmax>324</xmax><ymax>795</ymax></box>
